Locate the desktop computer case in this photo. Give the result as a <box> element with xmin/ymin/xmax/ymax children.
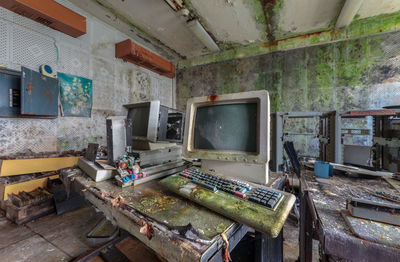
<box><xmin>106</xmin><ymin>116</ymin><xmax>133</xmax><ymax>164</ymax></box>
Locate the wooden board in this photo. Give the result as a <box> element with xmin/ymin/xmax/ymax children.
<box><xmin>2</xmin><ymin>175</ymin><xmax>59</xmax><ymax>201</ymax></box>
<box><xmin>6</xmin><ymin>198</ymin><xmax>55</xmax><ymax>225</ymax></box>
<box><xmin>0</xmin><ymin>156</ymin><xmax>79</xmax><ymax>176</ymax></box>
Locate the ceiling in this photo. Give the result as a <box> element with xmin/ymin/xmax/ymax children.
<box><xmin>70</xmin><ymin>0</ymin><xmax>400</xmax><ymax>64</ymax></box>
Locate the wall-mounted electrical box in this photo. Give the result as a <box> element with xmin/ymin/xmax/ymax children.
<box><xmin>0</xmin><ymin>0</ymin><xmax>86</xmax><ymax>38</ymax></box>
<box><xmin>0</xmin><ymin>67</ymin><xmax>59</xmax><ymax>118</ymax></box>
<box><xmin>0</xmin><ymin>68</ymin><xmax>21</xmax><ymax>117</ymax></box>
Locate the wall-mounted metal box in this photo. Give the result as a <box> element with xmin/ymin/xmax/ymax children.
<box><xmin>0</xmin><ymin>67</ymin><xmax>59</xmax><ymax>118</ymax></box>
<box><xmin>0</xmin><ymin>68</ymin><xmax>21</xmax><ymax>117</ymax></box>
<box><xmin>21</xmin><ymin>67</ymin><xmax>58</xmax><ymax>117</ymax></box>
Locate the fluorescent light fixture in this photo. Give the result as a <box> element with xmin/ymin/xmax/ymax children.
<box><xmin>187</xmin><ymin>19</ymin><xmax>220</xmax><ymax>52</ymax></box>
<box><xmin>335</xmin><ymin>0</ymin><xmax>364</xmax><ymax>28</ymax></box>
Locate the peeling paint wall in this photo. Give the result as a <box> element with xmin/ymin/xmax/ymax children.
<box><xmin>0</xmin><ymin>0</ymin><xmax>174</xmax><ymax>156</ymax></box>
<box><xmin>177</xmin><ymin>31</ymin><xmax>400</xmax><ymax>113</ymax></box>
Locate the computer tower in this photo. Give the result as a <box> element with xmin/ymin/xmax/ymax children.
<box><xmin>106</xmin><ymin>116</ymin><xmax>132</xmax><ymax>164</ymax></box>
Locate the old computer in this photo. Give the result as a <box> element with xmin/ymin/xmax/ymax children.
<box><xmin>160</xmin><ymin>90</ymin><xmax>295</xmax><ymax>237</ymax></box>
<box><xmin>183</xmin><ymin>90</ymin><xmax>270</xmax><ymax>184</ymax></box>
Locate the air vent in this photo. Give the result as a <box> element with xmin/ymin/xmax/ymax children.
<box><xmin>35</xmin><ymin>16</ymin><xmax>52</xmax><ymax>26</ymax></box>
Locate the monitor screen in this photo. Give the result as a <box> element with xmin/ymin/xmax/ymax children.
<box><xmin>127</xmin><ymin>106</ymin><xmax>149</xmax><ymax>137</ymax></box>
<box><xmin>193</xmin><ymin>103</ymin><xmax>258</xmax><ymax>152</ymax></box>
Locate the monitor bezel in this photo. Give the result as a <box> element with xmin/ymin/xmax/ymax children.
<box><xmin>124</xmin><ymin>100</ymin><xmax>160</xmax><ymax>142</ymax></box>
<box><xmin>183</xmin><ymin>90</ymin><xmax>270</xmax><ymax>164</ymax></box>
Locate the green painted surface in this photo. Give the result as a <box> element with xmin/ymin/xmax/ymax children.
<box><xmin>78</xmin><ymin>177</ymin><xmax>233</xmax><ymax>241</ymax></box>
<box><xmin>176</xmin><ymin>30</ymin><xmax>400</xmax><ymax>157</ymax></box>
<box><xmin>178</xmin><ymin>11</ymin><xmax>400</xmax><ymax>68</ymax></box>
<box><xmin>176</xmin><ymin>30</ymin><xmax>400</xmax><ymax>113</ymax></box>
<box><xmin>160</xmin><ymin>172</ymin><xmax>296</xmax><ymax>238</ymax></box>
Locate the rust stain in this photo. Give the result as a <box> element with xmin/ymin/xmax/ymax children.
<box><xmin>26</xmin><ymin>81</ymin><xmax>34</xmax><ymax>96</ymax></box>
<box><xmin>207</xmin><ymin>95</ymin><xmax>219</xmax><ymax>101</ymax></box>
<box><xmin>262</xmin><ymin>29</ymin><xmax>338</xmax><ymax>49</ymax></box>
<box><xmin>44</xmin><ymin>89</ymin><xmax>51</xmax><ymax>98</ymax></box>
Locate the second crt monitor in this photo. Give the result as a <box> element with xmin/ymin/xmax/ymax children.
<box><xmin>183</xmin><ymin>90</ymin><xmax>270</xmax><ymax>184</ymax></box>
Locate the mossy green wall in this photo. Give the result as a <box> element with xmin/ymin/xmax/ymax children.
<box><xmin>176</xmin><ymin>31</ymin><xmax>400</xmax><ymax>113</ymax></box>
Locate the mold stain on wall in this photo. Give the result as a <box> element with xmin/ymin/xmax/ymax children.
<box><xmin>176</xmin><ymin>31</ymin><xmax>400</xmax><ymax>114</ymax></box>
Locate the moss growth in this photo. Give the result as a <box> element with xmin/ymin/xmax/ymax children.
<box><xmin>179</xmin><ymin>10</ymin><xmax>400</xmax><ymax>69</ymax></box>
<box><xmin>161</xmin><ymin>174</ymin><xmax>295</xmax><ymax>237</ymax></box>
<box><xmin>216</xmin><ymin>62</ymin><xmax>239</xmax><ymax>94</ymax></box>
<box><xmin>243</xmin><ymin>0</ymin><xmax>267</xmax><ymax>40</ymax></box>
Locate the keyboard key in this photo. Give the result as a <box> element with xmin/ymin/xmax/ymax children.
<box><xmin>234</xmin><ymin>191</ymin><xmax>247</xmax><ymax>199</ymax></box>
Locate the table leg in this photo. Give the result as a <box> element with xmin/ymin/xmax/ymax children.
<box><xmin>300</xmin><ymin>192</ymin><xmax>313</xmax><ymax>262</ymax></box>
<box><xmin>254</xmin><ymin>230</ymin><xmax>283</xmax><ymax>262</ymax></box>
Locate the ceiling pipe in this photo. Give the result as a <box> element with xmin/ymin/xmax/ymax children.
<box><xmin>187</xmin><ymin>19</ymin><xmax>220</xmax><ymax>52</ymax></box>
<box><xmin>335</xmin><ymin>0</ymin><xmax>364</xmax><ymax>28</ymax></box>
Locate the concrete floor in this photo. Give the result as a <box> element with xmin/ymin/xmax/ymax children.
<box><xmin>0</xmin><ymin>207</ymin><xmax>311</xmax><ymax>262</ymax></box>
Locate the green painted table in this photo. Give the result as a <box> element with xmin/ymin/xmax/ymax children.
<box><xmin>73</xmin><ymin>170</ymin><xmax>287</xmax><ymax>262</ymax></box>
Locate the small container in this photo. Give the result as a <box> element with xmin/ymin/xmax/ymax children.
<box><xmin>314</xmin><ymin>161</ymin><xmax>333</xmax><ymax>178</ymax></box>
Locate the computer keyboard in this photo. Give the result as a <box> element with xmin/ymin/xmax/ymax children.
<box><xmin>180</xmin><ymin>168</ymin><xmax>282</xmax><ymax>209</ymax></box>
<box><xmin>160</xmin><ymin>167</ymin><xmax>296</xmax><ymax>237</ymax></box>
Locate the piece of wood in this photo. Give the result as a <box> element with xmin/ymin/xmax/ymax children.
<box><xmin>0</xmin><ymin>156</ymin><xmax>79</xmax><ymax>176</ymax></box>
<box><xmin>115</xmin><ymin>39</ymin><xmax>175</xmax><ymax>78</ymax></box>
<box><xmin>6</xmin><ymin>198</ymin><xmax>55</xmax><ymax>225</ymax></box>
<box><xmin>115</xmin><ymin>237</ymin><xmax>163</xmax><ymax>262</ymax></box>
<box><xmin>0</xmin><ymin>0</ymin><xmax>86</xmax><ymax>38</ymax></box>
<box><xmin>2</xmin><ymin>175</ymin><xmax>58</xmax><ymax>201</ymax></box>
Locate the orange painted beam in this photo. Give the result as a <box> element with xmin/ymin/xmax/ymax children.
<box><xmin>0</xmin><ymin>0</ymin><xmax>86</xmax><ymax>37</ymax></box>
<box><xmin>116</xmin><ymin>39</ymin><xmax>176</xmax><ymax>78</ymax></box>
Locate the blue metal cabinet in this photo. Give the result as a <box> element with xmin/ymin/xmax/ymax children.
<box><xmin>21</xmin><ymin>67</ymin><xmax>58</xmax><ymax>117</ymax></box>
<box><xmin>0</xmin><ymin>68</ymin><xmax>21</xmax><ymax>117</ymax></box>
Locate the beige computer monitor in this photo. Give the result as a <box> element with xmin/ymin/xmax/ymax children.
<box><xmin>183</xmin><ymin>90</ymin><xmax>270</xmax><ymax>184</ymax></box>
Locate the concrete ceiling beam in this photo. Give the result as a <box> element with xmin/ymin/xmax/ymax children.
<box><xmin>335</xmin><ymin>0</ymin><xmax>365</xmax><ymax>28</ymax></box>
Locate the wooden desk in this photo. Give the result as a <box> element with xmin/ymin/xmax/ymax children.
<box><xmin>299</xmin><ymin>170</ymin><xmax>400</xmax><ymax>262</ymax></box>
<box><xmin>72</xmin><ymin>170</ymin><xmax>287</xmax><ymax>262</ymax></box>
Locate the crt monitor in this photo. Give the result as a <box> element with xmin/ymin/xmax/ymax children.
<box><xmin>183</xmin><ymin>90</ymin><xmax>270</xmax><ymax>184</ymax></box>
<box><xmin>124</xmin><ymin>101</ymin><xmax>185</xmax><ymax>143</ymax></box>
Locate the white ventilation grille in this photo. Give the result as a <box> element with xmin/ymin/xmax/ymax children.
<box><xmin>0</xmin><ymin>21</ymin><xmax>8</xmax><ymax>64</ymax></box>
<box><xmin>11</xmin><ymin>25</ymin><xmax>57</xmax><ymax>70</ymax></box>
<box><xmin>11</xmin><ymin>12</ymin><xmax>54</xmax><ymax>36</ymax></box>
<box><xmin>0</xmin><ymin>119</ymin><xmax>57</xmax><ymax>155</ymax></box>
<box><xmin>58</xmin><ymin>43</ymin><xmax>90</xmax><ymax>78</ymax></box>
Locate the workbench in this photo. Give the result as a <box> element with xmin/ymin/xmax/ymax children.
<box><xmin>72</xmin><ymin>170</ymin><xmax>287</xmax><ymax>262</ymax></box>
<box><xmin>299</xmin><ymin>170</ymin><xmax>400</xmax><ymax>262</ymax></box>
